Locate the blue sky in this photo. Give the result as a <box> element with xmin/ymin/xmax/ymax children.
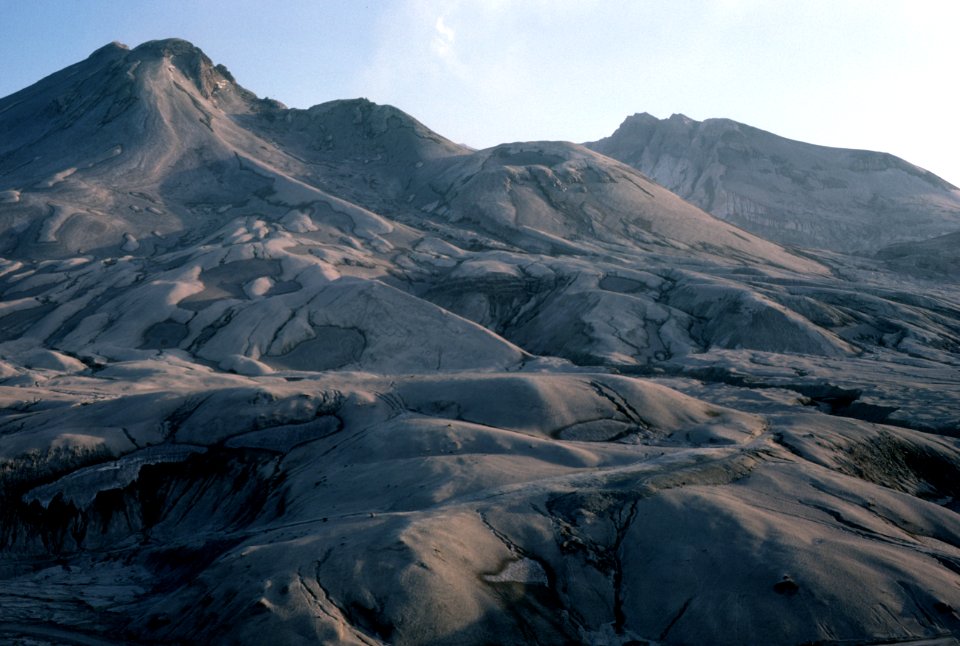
<box><xmin>1</xmin><ymin>1</ymin><xmax>958</xmax><ymax>186</ymax></box>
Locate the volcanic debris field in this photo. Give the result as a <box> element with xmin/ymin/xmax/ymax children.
<box><xmin>1</xmin><ymin>39</ymin><xmax>960</xmax><ymax>645</ymax></box>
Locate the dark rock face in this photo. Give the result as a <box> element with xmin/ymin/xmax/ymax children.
<box><xmin>1</xmin><ymin>40</ymin><xmax>960</xmax><ymax>645</ymax></box>
<box><xmin>587</xmin><ymin>112</ymin><xmax>960</xmax><ymax>252</ymax></box>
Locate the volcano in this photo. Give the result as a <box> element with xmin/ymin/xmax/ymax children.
<box><xmin>1</xmin><ymin>40</ymin><xmax>960</xmax><ymax>645</ymax></box>
<box><xmin>587</xmin><ymin>112</ymin><xmax>960</xmax><ymax>253</ymax></box>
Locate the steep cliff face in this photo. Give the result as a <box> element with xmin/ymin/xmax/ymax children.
<box><xmin>588</xmin><ymin>112</ymin><xmax>960</xmax><ymax>252</ymax></box>
<box><xmin>2</xmin><ymin>40</ymin><xmax>960</xmax><ymax>646</ymax></box>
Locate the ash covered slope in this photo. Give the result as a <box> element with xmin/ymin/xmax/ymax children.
<box><xmin>587</xmin><ymin>112</ymin><xmax>960</xmax><ymax>252</ymax></box>
<box><xmin>0</xmin><ymin>39</ymin><xmax>465</xmax><ymax>260</ymax></box>
<box><xmin>877</xmin><ymin>230</ymin><xmax>960</xmax><ymax>279</ymax></box>
<box><xmin>0</xmin><ymin>38</ymin><xmax>873</xmax><ymax>376</ymax></box>
<box><xmin>1</xmin><ymin>39</ymin><xmax>960</xmax><ymax>646</ymax></box>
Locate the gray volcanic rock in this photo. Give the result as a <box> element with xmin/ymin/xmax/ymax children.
<box><xmin>587</xmin><ymin>112</ymin><xmax>960</xmax><ymax>252</ymax></box>
<box><xmin>1</xmin><ymin>40</ymin><xmax>960</xmax><ymax>646</ymax></box>
<box><xmin>877</xmin><ymin>230</ymin><xmax>960</xmax><ymax>279</ymax></box>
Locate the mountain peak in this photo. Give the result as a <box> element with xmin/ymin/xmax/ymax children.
<box><xmin>126</xmin><ymin>38</ymin><xmax>224</xmax><ymax>97</ymax></box>
<box><xmin>587</xmin><ymin>110</ymin><xmax>960</xmax><ymax>252</ymax></box>
<box><xmin>131</xmin><ymin>37</ymin><xmax>207</xmax><ymax>59</ymax></box>
<box><xmin>88</xmin><ymin>41</ymin><xmax>130</xmax><ymax>58</ymax></box>
<box><xmin>622</xmin><ymin>111</ymin><xmax>658</xmax><ymax>125</ymax></box>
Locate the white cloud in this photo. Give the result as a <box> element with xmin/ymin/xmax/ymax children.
<box><xmin>432</xmin><ymin>15</ymin><xmax>455</xmax><ymax>58</ymax></box>
<box><xmin>343</xmin><ymin>0</ymin><xmax>960</xmax><ymax>183</ymax></box>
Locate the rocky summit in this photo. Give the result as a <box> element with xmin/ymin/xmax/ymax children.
<box><xmin>587</xmin><ymin>112</ymin><xmax>960</xmax><ymax>253</ymax></box>
<box><xmin>1</xmin><ymin>40</ymin><xmax>960</xmax><ymax>645</ymax></box>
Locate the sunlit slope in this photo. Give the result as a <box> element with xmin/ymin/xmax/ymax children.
<box><xmin>588</xmin><ymin>112</ymin><xmax>960</xmax><ymax>252</ymax></box>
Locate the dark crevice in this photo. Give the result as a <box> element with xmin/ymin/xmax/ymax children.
<box><xmin>658</xmin><ymin>596</ymin><xmax>693</xmax><ymax>641</ymax></box>
<box><xmin>612</xmin><ymin>500</ymin><xmax>638</xmax><ymax>634</ymax></box>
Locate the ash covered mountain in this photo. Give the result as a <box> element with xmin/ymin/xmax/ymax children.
<box><xmin>1</xmin><ymin>39</ymin><xmax>960</xmax><ymax>645</ymax></box>
<box><xmin>587</xmin><ymin>112</ymin><xmax>960</xmax><ymax>253</ymax></box>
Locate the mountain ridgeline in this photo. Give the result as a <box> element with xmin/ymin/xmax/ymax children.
<box><xmin>1</xmin><ymin>40</ymin><xmax>960</xmax><ymax>645</ymax></box>
<box><xmin>587</xmin><ymin>112</ymin><xmax>960</xmax><ymax>253</ymax></box>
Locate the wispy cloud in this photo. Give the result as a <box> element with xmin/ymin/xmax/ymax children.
<box><xmin>432</xmin><ymin>15</ymin><xmax>455</xmax><ymax>59</ymax></box>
